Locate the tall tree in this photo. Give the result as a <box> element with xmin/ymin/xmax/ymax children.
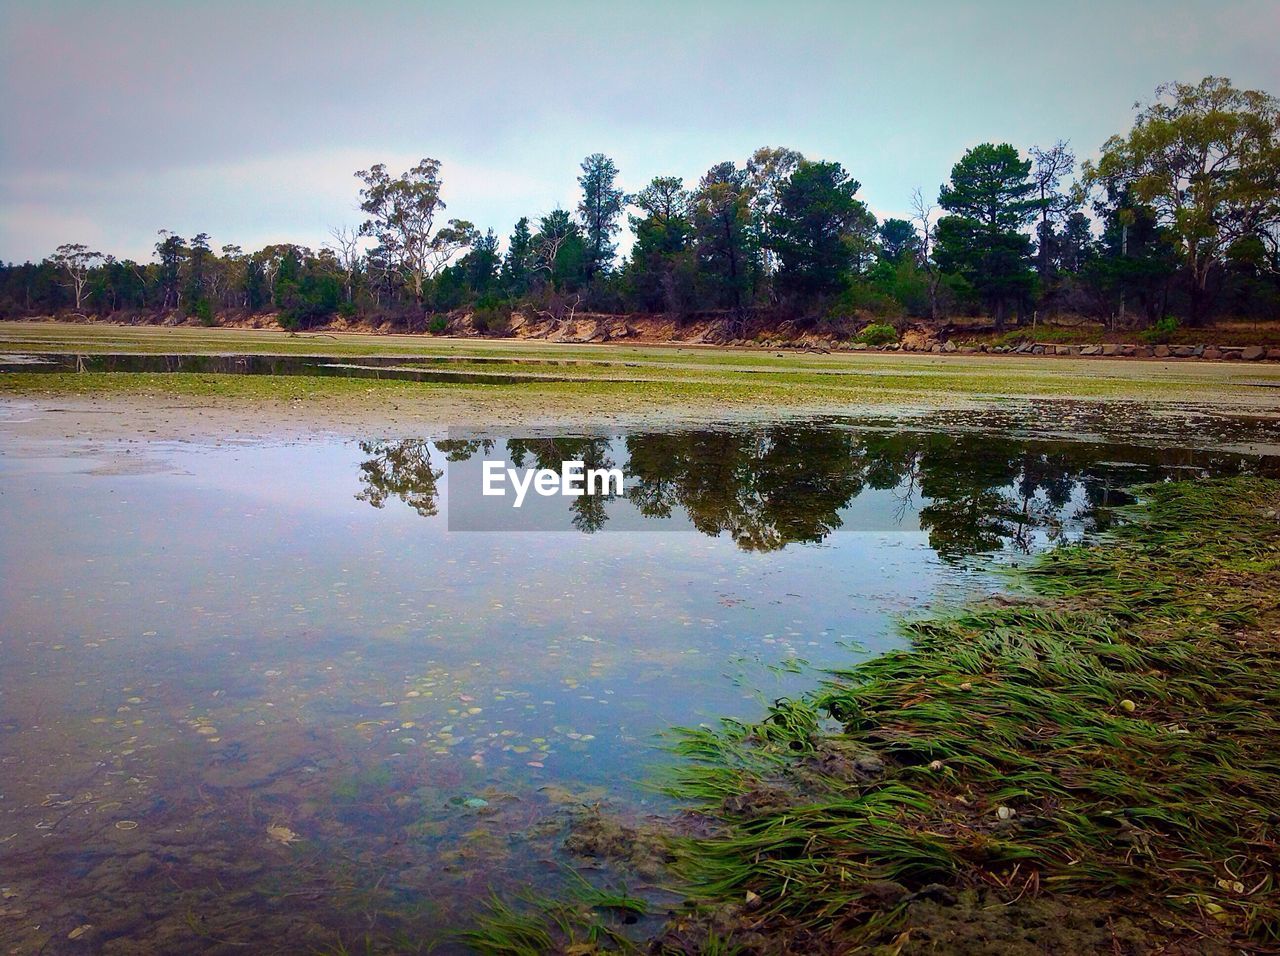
<box><xmin>627</xmin><ymin>176</ymin><xmax>693</xmax><ymax>312</ymax></box>
<box><xmin>935</xmin><ymin>143</ymin><xmax>1037</xmax><ymax>327</ymax></box>
<box><xmin>577</xmin><ymin>153</ymin><xmax>625</xmax><ymax>281</ymax></box>
<box><xmin>326</xmin><ymin>226</ymin><xmax>362</xmax><ymax>304</ymax></box>
<box><xmin>501</xmin><ymin>217</ymin><xmax>535</xmax><ymax>294</ymax></box>
<box><xmin>463</xmin><ymin>229</ymin><xmax>501</xmax><ymax>294</ymax></box>
<box><xmin>154</xmin><ymin>231</ymin><xmax>185</xmax><ymax>310</ymax></box>
<box><xmin>1029</xmin><ymin>141</ymin><xmax>1077</xmax><ymax>283</ymax></box>
<box><xmin>354</xmin><ymin>158</ymin><xmax>476</xmax><ymax>323</ymax></box>
<box><xmin>533</xmin><ymin>209</ymin><xmax>587</xmax><ymax>289</ymax></box>
<box><xmin>768</xmin><ymin>160</ymin><xmax>877</xmax><ymax>299</ymax></box>
<box><xmin>746</xmin><ymin>146</ymin><xmax>806</xmax><ymax>276</ymax></box>
<box><xmin>50</xmin><ymin>243</ymin><xmax>102</xmax><ymax>311</ymax></box>
<box><xmin>691</xmin><ymin>162</ymin><xmax>758</xmax><ymax>311</ymax></box>
<box><xmin>1083</xmin><ymin>76</ymin><xmax>1280</xmax><ymax>325</ymax></box>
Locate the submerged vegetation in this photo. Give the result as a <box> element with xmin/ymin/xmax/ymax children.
<box><xmin>465</xmin><ymin>477</ymin><xmax>1280</xmax><ymax>952</ymax></box>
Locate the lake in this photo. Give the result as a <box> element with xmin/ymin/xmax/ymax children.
<box><xmin>1</xmin><ymin>411</ymin><xmax>1277</xmax><ymax>951</ymax></box>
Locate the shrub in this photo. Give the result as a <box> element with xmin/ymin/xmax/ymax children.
<box><xmin>855</xmin><ymin>322</ymin><xmax>898</xmax><ymax>346</ymax></box>
<box><xmin>337</xmin><ymin>301</ymin><xmax>357</xmax><ymax>319</ymax></box>
<box><xmin>1139</xmin><ymin>315</ymin><xmax>1179</xmax><ymax>344</ymax></box>
<box><xmin>471</xmin><ymin>300</ymin><xmax>512</xmax><ymax>335</ymax></box>
<box><xmin>428</xmin><ymin>315</ymin><xmax>449</xmax><ymax>335</ymax></box>
<box><xmin>190</xmin><ymin>298</ymin><xmax>216</xmax><ymax>327</ymax></box>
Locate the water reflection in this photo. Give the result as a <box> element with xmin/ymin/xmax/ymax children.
<box><xmin>357</xmin><ymin>425</ymin><xmax>1275</xmax><ymax>559</ymax></box>
<box><xmin>3</xmin><ymin>416</ymin><xmax>1277</xmax><ymax>952</ymax></box>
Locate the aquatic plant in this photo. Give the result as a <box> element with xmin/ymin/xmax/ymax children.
<box><xmin>649</xmin><ymin>477</ymin><xmax>1280</xmax><ymax>950</ymax></box>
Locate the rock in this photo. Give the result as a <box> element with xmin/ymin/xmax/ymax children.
<box><xmin>1031</xmin><ymin>345</ymin><xmax>1045</xmax><ymax>355</ymax></box>
<box><xmin>1267</xmin><ymin>348</ymin><xmax>1280</xmax><ymax>361</ymax></box>
<box><xmin>1192</xmin><ymin>344</ymin><xmax>1205</xmax><ymax>357</ymax></box>
<box><xmin>854</xmin><ymin>754</ymin><xmax>885</xmax><ymax>774</ymax></box>
<box><xmin>1241</xmin><ymin>345</ymin><xmax>1265</xmax><ymax>361</ymax></box>
<box><xmin>1081</xmin><ymin>345</ymin><xmax>1101</xmax><ymax>356</ymax></box>
<box><xmin>930</xmin><ymin>343</ymin><xmax>942</xmax><ymax>353</ymax></box>
<box><xmin>1101</xmin><ymin>344</ymin><xmax>1119</xmax><ymax>356</ymax></box>
<box><xmin>1154</xmin><ymin>344</ymin><xmax>1171</xmax><ymax>357</ymax></box>
<box><xmin>907</xmin><ymin>883</ymin><xmax>958</xmax><ymax>906</ymax></box>
<box><xmin>1171</xmin><ymin>345</ymin><xmax>1194</xmax><ymax>357</ymax></box>
<box><xmin>1203</xmin><ymin>347</ymin><xmax>1223</xmax><ymax>360</ymax></box>
<box><xmin>1222</xmin><ymin>348</ymin><xmax>1242</xmax><ymax>360</ymax></box>
<box><xmin>942</xmin><ymin>340</ymin><xmax>957</xmax><ymax>353</ymax></box>
<box><xmin>1060</xmin><ymin>345</ymin><xmax>1079</xmax><ymax>356</ymax></box>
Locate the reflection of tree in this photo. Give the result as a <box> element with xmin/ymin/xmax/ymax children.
<box><xmin>506</xmin><ymin>437</ymin><xmax>618</xmax><ymax>533</ymax></box>
<box><xmin>351</xmin><ymin>429</ymin><xmax>1266</xmax><ymax>561</ymax></box>
<box><xmin>356</xmin><ymin>439</ymin><xmax>443</xmax><ymax>517</ymax></box>
<box><xmin>625</xmin><ymin>427</ymin><xmax>868</xmax><ymax>551</ymax></box>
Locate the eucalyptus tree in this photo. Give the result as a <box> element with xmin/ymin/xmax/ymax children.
<box><xmin>50</xmin><ymin>243</ymin><xmax>102</xmax><ymax>311</ymax></box>
<box><xmin>746</xmin><ymin>146</ymin><xmax>805</xmax><ymax>277</ymax></box>
<box><xmin>1083</xmin><ymin>76</ymin><xmax>1280</xmax><ymax>324</ymax></box>
<box><xmin>1029</xmin><ymin>140</ymin><xmax>1077</xmax><ymax>282</ymax></box>
<box><xmin>355</xmin><ymin>158</ymin><xmax>476</xmax><ymax>323</ymax></box>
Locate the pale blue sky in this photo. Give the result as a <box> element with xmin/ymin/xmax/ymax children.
<box><xmin>2</xmin><ymin>0</ymin><xmax>1277</xmax><ymax>262</ymax></box>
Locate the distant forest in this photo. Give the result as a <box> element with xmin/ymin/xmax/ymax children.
<box><xmin>3</xmin><ymin>76</ymin><xmax>1278</xmax><ymax>334</ymax></box>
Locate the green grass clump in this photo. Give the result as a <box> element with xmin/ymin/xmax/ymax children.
<box><xmin>650</xmin><ymin>478</ymin><xmax>1280</xmax><ymax>951</ymax></box>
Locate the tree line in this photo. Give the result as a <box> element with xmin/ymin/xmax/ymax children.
<box><xmin>3</xmin><ymin>77</ymin><xmax>1277</xmax><ymax>332</ymax></box>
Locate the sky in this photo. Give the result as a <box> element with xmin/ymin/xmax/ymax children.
<box><xmin>2</xmin><ymin>0</ymin><xmax>1278</xmax><ymax>263</ymax></box>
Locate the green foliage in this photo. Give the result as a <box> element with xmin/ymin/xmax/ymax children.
<box><xmin>1083</xmin><ymin>77</ymin><xmax>1280</xmax><ymax>324</ymax></box>
<box><xmin>769</xmin><ymin>160</ymin><xmax>877</xmax><ymax>299</ymax></box>
<box><xmin>577</xmin><ymin>152</ymin><xmax>625</xmax><ymax>280</ymax></box>
<box><xmin>189</xmin><ymin>298</ymin><xmax>216</xmax><ymax>326</ymax></box>
<box><xmin>691</xmin><ymin>162</ymin><xmax>760</xmax><ymax>310</ymax></box>
<box><xmin>935</xmin><ymin>143</ymin><xmax>1038</xmax><ymax>326</ymax></box>
<box><xmin>1139</xmin><ymin>314</ymin><xmax>1180</xmax><ymax>343</ymax></box>
<box><xmin>855</xmin><ymin>322</ymin><xmax>898</xmax><ymax>346</ymax></box>
<box><xmin>828</xmin><ymin>282</ymin><xmax>901</xmax><ymax>319</ymax></box>
<box><xmin>427</xmin><ymin>314</ymin><xmax>449</xmax><ymax>334</ymax></box>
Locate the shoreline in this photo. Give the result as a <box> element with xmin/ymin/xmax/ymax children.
<box><xmin>4</xmin><ymin>317</ymin><xmax>1280</xmax><ymax>363</ymax></box>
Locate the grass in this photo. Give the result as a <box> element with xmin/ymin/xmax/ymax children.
<box><xmin>4</xmin><ymin>322</ymin><xmax>1279</xmax><ymax>412</ymax></box>
<box><xmin>460</xmin><ymin>477</ymin><xmax>1280</xmax><ymax>952</ymax></box>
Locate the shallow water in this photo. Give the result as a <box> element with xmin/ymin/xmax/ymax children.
<box><xmin>1</xmin><ymin>416</ymin><xmax>1277</xmax><ymax>952</ymax></box>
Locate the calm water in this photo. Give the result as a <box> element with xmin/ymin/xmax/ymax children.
<box><xmin>2</xmin><ymin>416</ymin><xmax>1277</xmax><ymax>952</ymax></box>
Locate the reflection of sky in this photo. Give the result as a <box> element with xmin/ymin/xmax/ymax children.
<box><xmin>0</xmin><ymin>436</ymin><xmax>968</xmax><ymax>786</ymax></box>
